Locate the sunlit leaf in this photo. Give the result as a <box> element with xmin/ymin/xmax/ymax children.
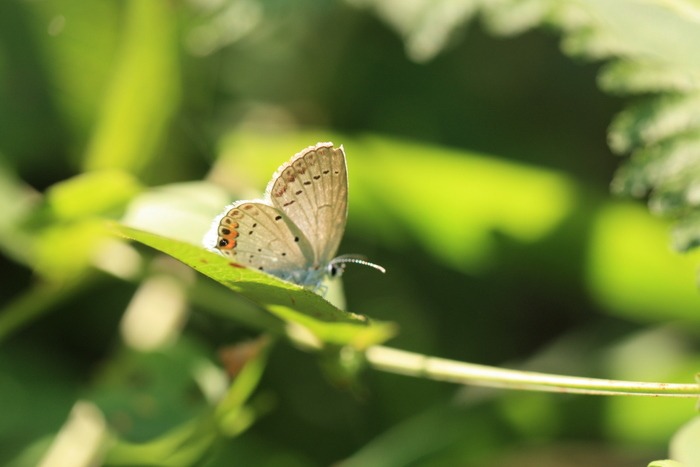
<box><xmin>217</xmin><ymin>131</ymin><xmax>579</xmax><ymax>273</ymax></box>
<box><xmin>351</xmin><ymin>0</ymin><xmax>700</xmax><ymax>272</ymax></box>
<box><xmin>599</xmin><ymin>60</ymin><xmax>700</xmax><ymax>95</ymax></box>
<box><xmin>670</xmin><ymin>416</ymin><xmax>700</xmax><ymax>466</ymax></box>
<box><xmin>649</xmin><ymin>460</ymin><xmax>686</xmax><ymax>467</ymax></box>
<box><xmin>34</xmin><ymin>219</ymin><xmax>109</xmax><ymax>283</ymax></box>
<box><xmin>608</xmin><ymin>94</ymin><xmax>700</xmax><ymax>155</ymax></box>
<box><xmin>46</xmin><ymin>170</ymin><xmax>142</xmax><ymax>221</ymax></box>
<box><xmin>602</xmin><ymin>328</ymin><xmax>700</xmax><ymax>444</ymax></box>
<box><xmin>611</xmin><ymin>134</ymin><xmax>700</xmax><ymax>199</ymax></box>
<box><xmin>83</xmin><ymin>0</ymin><xmax>179</xmax><ymax>174</ymax></box>
<box><xmin>587</xmin><ymin>202</ymin><xmax>700</xmax><ymax>322</ymax></box>
<box><xmin>672</xmin><ymin>213</ymin><xmax>700</xmax><ymax>252</ymax></box>
<box><xmin>0</xmin><ymin>163</ymin><xmax>37</xmax><ymax>266</ymax></box>
<box><xmin>111</xmin><ymin>224</ymin><xmax>396</xmax><ymax>349</ymax></box>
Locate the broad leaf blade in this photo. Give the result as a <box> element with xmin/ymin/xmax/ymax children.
<box><xmin>111</xmin><ymin>224</ymin><xmax>396</xmax><ymax>349</ymax></box>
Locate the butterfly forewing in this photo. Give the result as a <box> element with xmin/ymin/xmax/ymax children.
<box><xmin>206</xmin><ymin>142</ymin><xmax>349</xmax><ymax>287</ymax></box>
<box><xmin>212</xmin><ymin>201</ymin><xmax>312</xmax><ymax>281</ymax></box>
<box><xmin>267</xmin><ymin>143</ymin><xmax>348</xmax><ymax>267</ymax></box>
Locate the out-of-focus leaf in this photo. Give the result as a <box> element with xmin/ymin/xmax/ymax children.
<box><xmin>648</xmin><ymin>460</ymin><xmax>686</xmax><ymax>467</ymax></box>
<box><xmin>112</xmin><ymin>224</ymin><xmax>396</xmax><ymax>349</ymax></box>
<box><xmin>608</xmin><ymin>94</ymin><xmax>700</xmax><ymax>156</ymax></box>
<box><xmin>345</xmin><ymin>0</ymin><xmax>480</xmax><ymax>62</ymax></box>
<box><xmin>121</xmin><ymin>181</ymin><xmax>230</xmax><ymax>247</ymax></box>
<box><xmin>670</xmin><ymin>416</ymin><xmax>700</xmax><ymax>466</ymax></box>
<box><xmin>46</xmin><ymin>170</ymin><xmax>142</xmax><ymax>221</ymax></box>
<box><xmin>7</xmin><ymin>437</ymin><xmax>54</xmax><ymax>467</ymax></box>
<box><xmin>672</xmin><ymin>213</ymin><xmax>700</xmax><ymax>252</ymax></box>
<box><xmin>611</xmin><ymin>133</ymin><xmax>700</xmax><ymax>200</ymax></box>
<box><xmin>0</xmin><ymin>342</ymin><xmax>80</xmax><ymax>465</ymax></box>
<box><xmin>599</xmin><ymin>60</ymin><xmax>700</xmax><ymax>95</ymax></box>
<box><xmin>0</xmin><ymin>170</ymin><xmax>141</xmax><ymax>339</ymax></box>
<box><xmin>105</xmin><ymin>417</ymin><xmax>217</xmax><ymax>466</ymax></box>
<box><xmin>216</xmin><ymin>131</ymin><xmax>579</xmax><ymax>273</ymax></box>
<box><xmin>26</xmin><ymin>0</ymin><xmax>120</xmax><ymax>143</ymax></box>
<box><xmin>93</xmin><ymin>341</ymin><xmax>221</xmax><ymax>466</ymax></box>
<box><xmin>0</xmin><ymin>283</ymin><xmax>79</xmax><ymax>342</ymax></box>
<box><xmin>602</xmin><ymin>327</ymin><xmax>700</xmax><ymax>444</ymax></box>
<box><xmin>350</xmin><ymin>136</ymin><xmax>578</xmax><ymax>272</ymax></box>
<box><xmin>101</xmin><ymin>335</ymin><xmax>272</xmax><ymax>464</ymax></box>
<box><xmin>216</xmin><ymin>336</ymin><xmax>273</xmax><ymax>436</ymax></box>
<box><xmin>83</xmin><ymin>0</ymin><xmax>179</xmax><ymax>174</ymax></box>
<box><xmin>350</xmin><ymin>0</ymin><xmax>700</xmax><ymax>274</ymax></box>
<box><xmin>587</xmin><ymin>202</ymin><xmax>700</xmax><ymax>322</ymax></box>
<box><xmin>33</xmin><ymin>219</ymin><xmax>109</xmax><ymax>282</ymax></box>
<box><xmin>0</xmin><ymin>162</ymin><xmax>37</xmax><ymax>266</ymax></box>
<box><xmin>90</xmin><ymin>343</ymin><xmax>211</xmax><ymax>443</ymax></box>
<box><xmin>481</xmin><ymin>0</ymin><xmax>550</xmax><ymax>36</ymax></box>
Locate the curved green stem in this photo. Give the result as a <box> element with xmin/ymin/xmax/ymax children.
<box><xmin>366</xmin><ymin>346</ymin><xmax>700</xmax><ymax>398</ymax></box>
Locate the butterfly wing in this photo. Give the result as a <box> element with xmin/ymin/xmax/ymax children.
<box><xmin>266</xmin><ymin>143</ymin><xmax>348</xmax><ymax>268</ymax></box>
<box><xmin>205</xmin><ymin>200</ymin><xmax>316</xmax><ymax>284</ymax></box>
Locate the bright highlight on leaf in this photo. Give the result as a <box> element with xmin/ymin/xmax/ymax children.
<box><xmin>111</xmin><ymin>224</ymin><xmax>396</xmax><ymax>350</ymax></box>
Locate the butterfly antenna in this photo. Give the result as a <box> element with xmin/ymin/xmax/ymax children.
<box><xmin>331</xmin><ymin>254</ymin><xmax>386</xmax><ymax>274</ymax></box>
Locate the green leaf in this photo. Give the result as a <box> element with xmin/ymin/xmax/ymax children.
<box><xmin>670</xmin><ymin>416</ymin><xmax>700</xmax><ymax>466</ymax></box>
<box><xmin>649</xmin><ymin>460</ymin><xmax>686</xmax><ymax>467</ymax></box>
<box><xmin>353</xmin><ymin>0</ymin><xmax>700</xmax><ymax>276</ymax></box>
<box><xmin>83</xmin><ymin>0</ymin><xmax>179</xmax><ymax>174</ymax></box>
<box><xmin>92</xmin><ymin>341</ymin><xmax>230</xmax><ymax>465</ymax></box>
<box><xmin>111</xmin><ymin>223</ymin><xmax>396</xmax><ymax>349</ymax></box>
<box><xmin>105</xmin><ymin>417</ymin><xmax>217</xmax><ymax>467</ymax></box>
<box><xmin>216</xmin><ymin>131</ymin><xmax>579</xmax><ymax>274</ymax></box>
<box><xmin>608</xmin><ymin>94</ymin><xmax>700</xmax><ymax>155</ymax></box>
<box><xmin>611</xmin><ymin>133</ymin><xmax>700</xmax><ymax>201</ymax></box>
<box><xmin>587</xmin><ymin>202</ymin><xmax>700</xmax><ymax>322</ymax></box>
<box><xmin>46</xmin><ymin>170</ymin><xmax>142</xmax><ymax>221</ymax></box>
<box><xmin>215</xmin><ymin>337</ymin><xmax>274</xmax><ymax>437</ymax></box>
<box><xmin>599</xmin><ymin>60</ymin><xmax>700</xmax><ymax>95</ymax></box>
<box><xmin>0</xmin><ymin>162</ymin><xmax>37</xmax><ymax>266</ymax></box>
<box><xmin>672</xmin><ymin>213</ymin><xmax>700</xmax><ymax>252</ymax></box>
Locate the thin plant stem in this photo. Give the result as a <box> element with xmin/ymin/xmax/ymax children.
<box><xmin>366</xmin><ymin>345</ymin><xmax>700</xmax><ymax>398</ymax></box>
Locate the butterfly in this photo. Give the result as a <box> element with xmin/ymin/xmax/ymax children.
<box><xmin>204</xmin><ymin>142</ymin><xmax>384</xmax><ymax>289</ymax></box>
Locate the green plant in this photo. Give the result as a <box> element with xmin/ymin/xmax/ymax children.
<box><xmin>2</xmin><ymin>1</ymin><xmax>700</xmax><ymax>466</ymax></box>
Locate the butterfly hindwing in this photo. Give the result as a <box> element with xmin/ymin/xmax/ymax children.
<box><xmin>205</xmin><ymin>142</ymin><xmax>349</xmax><ymax>287</ymax></box>
<box><xmin>267</xmin><ymin>143</ymin><xmax>348</xmax><ymax>267</ymax></box>
<box><xmin>212</xmin><ymin>201</ymin><xmax>312</xmax><ymax>281</ymax></box>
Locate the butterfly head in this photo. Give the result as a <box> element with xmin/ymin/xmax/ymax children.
<box><xmin>327</xmin><ymin>254</ymin><xmax>386</xmax><ymax>279</ymax></box>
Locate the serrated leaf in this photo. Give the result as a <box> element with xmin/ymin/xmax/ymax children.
<box><xmin>111</xmin><ymin>224</ymin><xmax>396</xmax><ymax>349</ymax></box>
<box><xmin>558</xmin><ymin>0</ymin><xmax>700</xmax><ymax>69</ymax></box>
<box><xmin>599</xmin><ymin>60</ymin><xmax>700</xmax><ymax>95</ymax></box>
<box><xmin>671</xmin><ymin>213</ymin><xmax>700</xmax><ymax>252</ymax></box>
<box><xmin>353</xmin><ymin>0</ymin><xmax>700</xmax><ymax>268</ymax></box>
<box><xmin>608</xmin><ymin>93</ymin><xmax>700</xmax><ymax>154</ymax></box>
<box><xmin>611</xmin><ymin>133</ymin><xmax>700</xmax><ymax>203</ymax></box>
<box><xmin>347</xmin><ymin>0</ymin><xmax>479</xmax><ymax>62</ymax></box>
<box><xmin>481</xmin><ymin>0</ymin><xmax>550</xmax><ymax>36</ymax></box>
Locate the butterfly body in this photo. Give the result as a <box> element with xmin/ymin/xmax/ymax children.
<box><xmin>204</xmin><ymin>143</ymin><xmax>348</xmax><ymax>288</ymax></box>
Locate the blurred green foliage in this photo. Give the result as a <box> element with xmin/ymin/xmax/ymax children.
<box><xmin>2</xmin><ymin>0</ymin><xmax>700</xmax><ymax>466</ymax></box>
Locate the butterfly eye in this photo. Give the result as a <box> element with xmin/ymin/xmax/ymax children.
<box><xmin>327</xmin><ymin>263</ymin><xmax>348</xmax><ymax>278</ymax></box>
